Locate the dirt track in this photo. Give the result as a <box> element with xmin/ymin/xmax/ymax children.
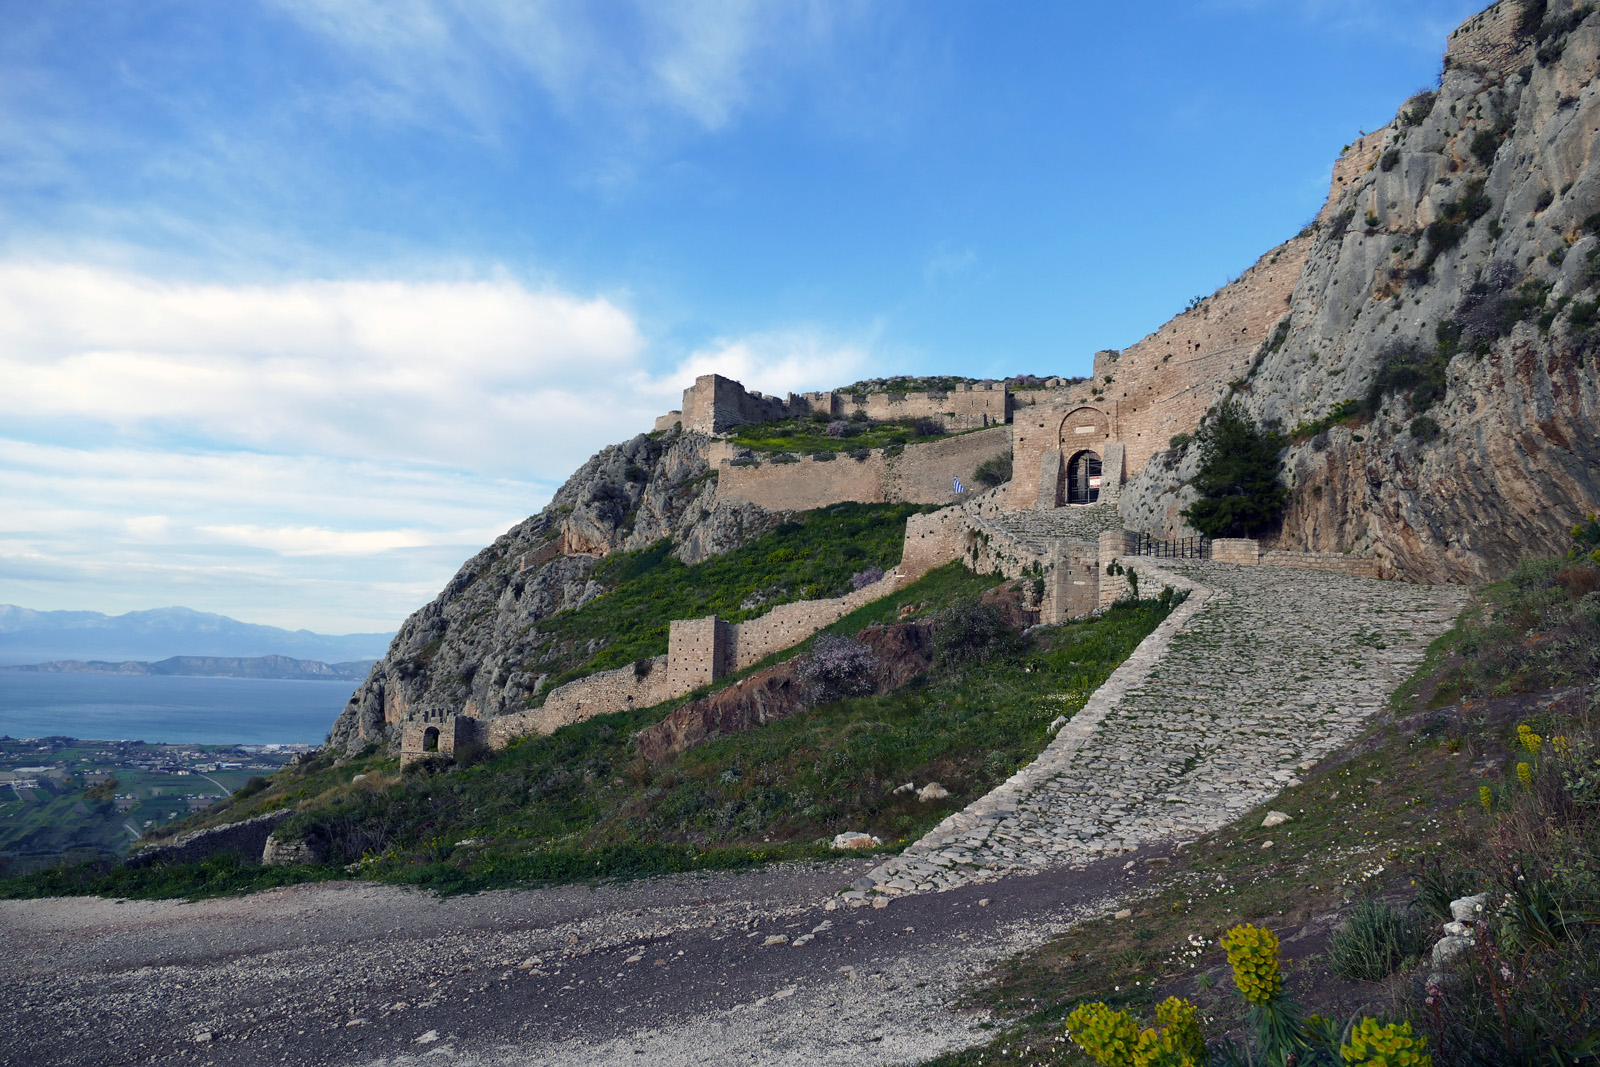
<box><xmin>0</xmin><ymin>852</ymin><xmax>1156</xmax><ymax>1067</ymax></box>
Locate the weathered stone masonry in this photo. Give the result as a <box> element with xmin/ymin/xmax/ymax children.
<box><xmin>715</xmin><ymin>426</ymin><xmax>1013</xmax><ymax>511</ymax></box>
<box><xmin>655</xmin><ymin>373</ymin><xmax>1008</xmax><ymax>435</ymax></box>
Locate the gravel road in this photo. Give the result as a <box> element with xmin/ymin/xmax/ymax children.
<box><xmin>0</xmin><ymin>852</ymin><xmax>1154</xmax><ymax>1067</ymax></box>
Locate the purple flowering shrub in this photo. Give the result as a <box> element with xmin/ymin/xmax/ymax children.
<box><xmin>797</xmin><ymin>635</ymin><xmax>877</xmax><ymax>705</ymax></box>
<box><xmin>850</xmin><ymin>565</ymin><xmax>885</xmax><ymax>591</ymax></box>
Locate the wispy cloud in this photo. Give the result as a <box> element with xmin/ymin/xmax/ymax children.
<box><xmin>0</xmin><ymin>261</ymin><xmax>878</xmax><ymax>628</ymax></box>
<box><xmin>269</xmin><ymin>0</ymin><xmax>868</xmax><ymax>139</ymax></box>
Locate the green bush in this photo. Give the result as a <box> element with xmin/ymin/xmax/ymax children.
<box><xmin>1364</xmin><ymin>341</ymin><xmax>1449</xmax><ymax>416</ymax></box>
<box><xmin>1410</xmin><ymin>415</ymin><xmax>1442</xmax><ymax>442</ymax></box>
<box><xmin>1328</xmin><ymin>899</ymin><xmax>1431</xmax><ymax>981</ymax></box>
<box><xmin>1180</xmin><ymin>402</ymin><xmax>1289</xmax><ymax>539</ymax></box>
<box><xmin>973</xmin><ymin>450</ymin><xmax>1013</xmax><ymax>488</ymax></box>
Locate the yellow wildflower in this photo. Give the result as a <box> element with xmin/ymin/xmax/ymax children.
<box><xmin>1517</xmin><ymin>761</ymin><xmax>1533</xmax><ymax>788</ymax></box>
<box><xmin>1132</xmin><ymin>1025</ymin><xmax>1199</xmax><ymax>1067</ymax></box>
<box><xmin>1220</xmin><ymin>923</ymin><xmax>1283</xmax><ymax>1005</ymax></box>
<box><xmin>1552</xmin><ymin>735</ymin><xmax>1572</xmax><ymax>759</ymax></box>
<box><xmin>1152</xmin><ymin>997</ymin><xmax>1206</xmax><ymax>1063</ymax></box>
<box><xmin>1478</xmin><ymin>785</ymin><xmax>1493</xmax><ymax>813</ymax></box>
<box><xmin>1340</xmin><ymin>1017</ymin><xmax>1432</xmax><ymax>1066</ymax></box>
<box><xmin>1066</xmin><ymin>1002</ymin><xmax>1141</xmax><ymax>1067</ymax></box>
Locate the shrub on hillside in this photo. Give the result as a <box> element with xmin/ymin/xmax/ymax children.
<box><xmin>935</xmin><ymin>600</ymin><xmax>1020</xmax><ymax>666</ymax></box>
<box><xmin>974</xmin><ymin>450</ymin><xmax>1013</xmax><ymax>488</ymax></box>
<box><xmin>797</xmin><ymin>635</ymin><xmax>877</xmax><ymax>705</ymax></box>
<box><xmin>1446</xmin><ymin>554</ymin><xmax>1600</xmax><ymax>697</ymax></box>
<box><xmin>850</xmin><ymin>565</ymin><xmax>885</xmax><ymax>590</ymax></box>
<box><xmin>825</xmin><ymin>420</ymin><xmax>848</xmax><ymax>438</ymax></box>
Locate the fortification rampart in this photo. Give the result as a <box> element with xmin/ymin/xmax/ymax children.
<box><xmin>1009</xmin><ymin>235</ymin><xmax>1310</xmax><ymax>511</ymax></box>
<box><xmin>487</xmin><ymin>655</ymin><xmax>670</xmax><ymax>747</ymax></box>
<box><xmin>715</xmin><ymin>425</ymin><xmax>1011</xmax><ymax>511</ymax></box>
<box><xmin>486</xmin><ymin>569</ymin><xmax>914</xmax><ymax>746</ymax></box>
<box><xmin>728</xmin><ymin>570</ymin><xmax>905</xmax><ymax>668</ymax></box>
<box><xmin>1445</xmin><ymin>1</ymin><xmax>1530</xmax><ymax>74</ymax></box>
<box><xmin>656</xmin><ymin>373</ymin><xmax>1008</xmax><ymax>435</ymax></box>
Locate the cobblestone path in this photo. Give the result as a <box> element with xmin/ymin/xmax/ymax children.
<box><xmin>849</xmin><ymin>561</ymin><xmax>1473</xmax><ymax>899</ymax></box>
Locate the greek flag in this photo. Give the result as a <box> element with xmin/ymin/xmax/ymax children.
<box><xmin>953</xmin><ymin>477</ymin><xmax>965</xmax><ymax>494</ymax></box>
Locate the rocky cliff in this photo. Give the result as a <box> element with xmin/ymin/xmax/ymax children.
<box><xmin>328</xmin><ymin>429</ymin><xmax>779</xmax><ymax>751</ymax></box>
<box><xmin>1122</xmin><ymin>0</ymin><xmax>1600</xmax><ymax>582</ymax></box>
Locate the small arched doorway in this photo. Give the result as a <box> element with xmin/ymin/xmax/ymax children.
<box><xmin>1065</xmin><ymin>450</ymin><xmax>1102</xmax><ymax>505</ymax></box>
<box><xmin>422</xmin><ymin>726</ymin><xmax>440</xmax><ymax>752</ymax></box>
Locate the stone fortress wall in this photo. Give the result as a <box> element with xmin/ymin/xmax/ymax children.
<box><xmin>476</xmin><ymin>568</ymin><xmax>912</xmax><ymax>753</ymax></box>
<box><xmin>406</xmin><ymin>499</ymin><xmax>1388</xmax><ymax>760</ymax></box>
<box><xmin>715</xmin><ymin>425</ymin><xmax>1012</xmax><ymax>511</ymax></box>
<box><xmin>1445</xmin><ymin>1</ymin><xmax>1532</xmax><ymax>74</ymax></box>
<box><xmin>655</xmin><ymin>373</ymin><xmax>1008</xmax><ymax>435</ymax></box>
<box><xmin>410</xmin><ymin>199</ymin><xmax>1394</xmax><ymax>761</ymax></box>
<box><xmin>1007</xmin><ymin>235</ymin><xmax>1312</xmax><ymax>511</ymax></box>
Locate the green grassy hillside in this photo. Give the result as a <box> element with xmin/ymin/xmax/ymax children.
<box><xmin>526</xmin><ymin>501</ymin><xmax>932</xmax><ymax>692</ymax></box>
<box><xmin>925</xmin><ymin>532</ymin><xmax>1600</xmax><ymax>1066</ymax></box>
<box><xmin>0</xmin><ymin>562</ymin><xmax>1181</xmax><ymax>900</ymax></box>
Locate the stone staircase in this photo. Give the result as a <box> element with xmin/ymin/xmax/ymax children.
<box><xmin>844</xmin><ymin>559</ymin><xmax>1472</xmax><ymax>899</ymax></box>
<box><xmin>975</xmin><ymin>504</ymin><xmax>1124</xmax><ymax>552</ymax></box>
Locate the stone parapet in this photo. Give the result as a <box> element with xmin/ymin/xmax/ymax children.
<box><xmin>1211</xmin><ymin>538</ymin><xmax>1262</xmax><ymax>565</ymax></box>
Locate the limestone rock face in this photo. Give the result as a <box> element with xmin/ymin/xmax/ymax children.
<box><xmin>1121</xmin><ymin>4</ymin><xmax>1600</xmax><ymax>581</ymax></box>
<box><xmin>327</xmin><ymin>428</ymin><xmax>782</xmax><ymax>753</ymax></box>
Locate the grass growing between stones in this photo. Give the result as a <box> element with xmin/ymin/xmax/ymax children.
<box><xmin>0</xmin><ymin>566</ymin><xmax>1176</xmax><ymax>900</ymax></box>
<box><xmin>922</xmin><ymin>556</ymin><xmax>1600</xmax><ymax>1066</ymax></box>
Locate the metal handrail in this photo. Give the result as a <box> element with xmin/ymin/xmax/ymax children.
<box><xmin>1133</xmin><ymin>533</ymin><xmax>1211</xmax><ymax>560</ymax></box>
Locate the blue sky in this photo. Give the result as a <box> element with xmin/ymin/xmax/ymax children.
<box><xmin>0</xmin><ymin>0</ymin><xmax>1485</xmax><ymax>633</ymax></box>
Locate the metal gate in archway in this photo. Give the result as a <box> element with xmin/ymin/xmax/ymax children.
<box><xmin>1066</xmin><ymin>450</ymin><xmax>1102</xmax><ymax>505</ymax></box>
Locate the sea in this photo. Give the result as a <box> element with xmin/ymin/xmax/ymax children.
<box><xmin>0</xmin><ymin>672</ymin><xmax>351</xmax><ymax>746</ymax></box>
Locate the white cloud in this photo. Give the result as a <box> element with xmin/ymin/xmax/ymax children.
<box><xmin>198</xmin><ymin>524</ymin><xmax>456</xmax><ymax>557</ymax></box>
<box><xmin>676</xmin><ymin>328</ymin><xmax>875</xmax><ymax>396</ymax></box>
<box><xmin>0</xmin><ymin>261</ymin><xmax>877</xmax><ymax>629</ymax></box>
<box><xmin>0</xmin><ymin>262</ymin><xmax>655</xmax><ymax>474</ymax></box>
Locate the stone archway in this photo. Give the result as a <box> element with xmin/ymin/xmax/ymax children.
<box><xmin>423</xmin><ymin>726</ymin><xmax>440</xmax><ymax>752</ymax></box>
<box><xmin>1065</xmin><ymin>450</ymin><xmax>1102</xmax><ymax>505</ymax></box>
<box><xmin>1058</xmin><ymin>406</ymin><xmax>1110</xmax><ymax>448</ymax></box>
<box><xmin>1050</xmin><ymin>406</ymin><xmax>1114</xmax><ymax>508</ymax></box>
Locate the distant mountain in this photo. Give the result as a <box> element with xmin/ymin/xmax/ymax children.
<box><xmin>1</xmin><ymin>655</ymin><xmax>376</xmax><ymax>681</ymax></box>
<box><xmin>0</xmin><ymin>605</ymin><xmax>394</xmax><ymax>666</ymax></box>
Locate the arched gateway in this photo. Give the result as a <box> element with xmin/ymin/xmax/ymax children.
<box><xmin>1065</xmin><ymin>450</ymin><xmax>1102</xmax><ymax>505</ymax></box>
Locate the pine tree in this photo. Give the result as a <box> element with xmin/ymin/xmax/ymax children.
<box><xmin>1181</xmin><ymin>401</ymin><xmax>1289</xmax><ymax>538</ymax></box>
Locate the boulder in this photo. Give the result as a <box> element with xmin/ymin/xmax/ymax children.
<box><xmin>262</xmin><ymin>832</ymin><xmax>323</xmax><ymax>866</ymax></box>
<box><xmin>831</xmin><ymin>832</ymin><xmax>881</xmax><ymax>850</ymax></box>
